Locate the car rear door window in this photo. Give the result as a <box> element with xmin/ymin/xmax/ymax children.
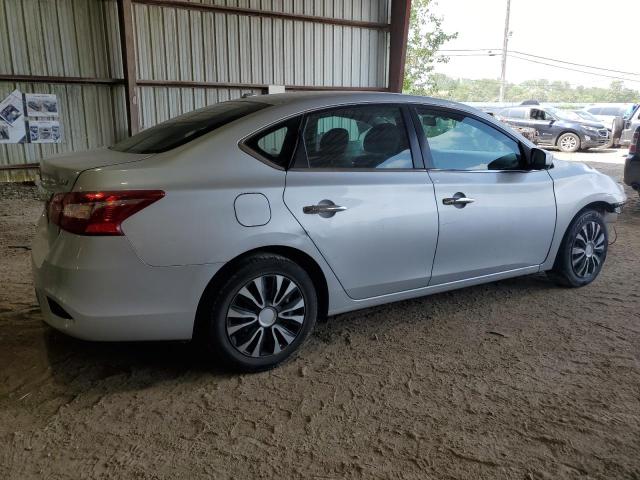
<box><xmin>602</xmin><ymin>107</ymin><xmax>622</xmax><ymax>116</ymax></box>
<box><xmin>416</xmin><ymin>108</ymin><xmax>523</xmax><ymax>171</ymax></box>
<box><xmin>243</xmin><ymin>116</ymin><xmax>301</xmax><ymax>169</ymax></box>
<box><xmin>505</xmin><ymin>108</ymin><xmax>525</xmax><ymax>119</ymax></box>
<box><xmin>298</xmin><ymin>105</ymin><xmax>414</xmax><ymax>169</ymax></box>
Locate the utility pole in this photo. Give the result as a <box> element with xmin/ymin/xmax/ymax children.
<box><xmin>499</xmin><ymin>0</ymin><xmax>512</xmax><ymax>103</ymax></box>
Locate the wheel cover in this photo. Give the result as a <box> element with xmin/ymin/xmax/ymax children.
<box><xmin>571</xmin><ymin>221</ymin><xmax>605</xmax><ymax>278</ymax></box>
<box><xmin>560</xmin><ymin>135</ymin><xmax>578</xmax><ymax>150</ymax></box>
<box><xmin>226</xmin><ymin>275</ymin><xmax>305</xmax><ymax>358</ymax></box>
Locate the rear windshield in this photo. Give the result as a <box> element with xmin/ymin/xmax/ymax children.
<box><xmin>111</xmin><ymin>100</ymin><xmax>269</xmax><ymax>153</ymax></box>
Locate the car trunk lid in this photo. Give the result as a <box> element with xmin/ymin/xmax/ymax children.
<box><xmin>39</xmin><ymin>147</ymin><xmax>154</xmax><ymax>195</ymax></box>
<box><xmin>37</xmin><ymin>148</ymin><xmax>154</xmax><ymax>240</ymax></box>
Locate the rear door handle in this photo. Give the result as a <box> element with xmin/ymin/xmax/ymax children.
<box><xmin>303</xmin><ymin>204</ymin><xmax>347</xmax><ymax>214</ymax></box>
<box><xmin>303</xmin><ymin>200</ymin><xmax>347</xmax><ymax>217</ymax></box>
<box><xmin>442</xmin><ymin>197</ymin><xmax>475</xmax><ymax>206</ymax></box>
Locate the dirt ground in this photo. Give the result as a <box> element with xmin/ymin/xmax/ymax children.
<box><xmin>1</xmin><ymin>157</ymin><xmax>639</xmax><ymax>480</ymax></box>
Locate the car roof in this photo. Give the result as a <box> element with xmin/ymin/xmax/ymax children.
<box><xmin>245</xmin><ymin>91</ymin><xmax>480</xmax><ymax>115</ymax></box>
<box><xmin>586</xmin><ymin>103</ymin><xmax>634</xmax><ymax>108</ymax></box>
<box><xmin>502</xmin><ymin>105</ymin><xmax>532</xmax><ymax>110</ymax></box>
<box><xmin>218</xmin><ymin>92</ymin><xmax>534</xmax><ymax>147</ymax></box>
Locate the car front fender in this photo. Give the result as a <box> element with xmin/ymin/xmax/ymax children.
<box><xmin>540</xmin><ymin>160</ymin><xmax>626</xmax><ymax>270</ymax></box>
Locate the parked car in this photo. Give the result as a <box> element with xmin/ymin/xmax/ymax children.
<box><xmin>33</xmin><ymin>93</ymin><xmax>626</xmax><ymax>371</ymax></box>
<box><xmin>498</xmin><ymin>105</ymin><xmax>609</xmax><ymax>152</ymax></box>
<box><xmin>623</xmin><ymin>126</ymin><xmax>640</xmax><ymax>195</ymax></box>
<box><xmin>482</xmin><ymin>108</ymin><xmax>540</xmax><ymax>144</ymax></box>
<box><xmin>583</xmin><ymin>103</ymin><xmax>635</xmax><ymax>147</ymax></box>
<box><xmin>494</xmin><ymin>114</ymin><xmax>540</xmax><ymax>144</ymax></box>
<box><xmin>572</xmin><ymin>110</ymin><xmax>614</xmax><ymax>147</ymax></box>
<box><xmin>621</xmin><ymin>104</ymin><xmax>640</xmax><ymax>147</ymax></box>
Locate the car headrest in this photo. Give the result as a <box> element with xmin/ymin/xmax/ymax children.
<box><xmin>363</xmin><ymin>124</ymin><xmax>400</xmax><ymax>156</ymax></box>
<box><xmin>319</xmin><ymin>128</ymin><xmax>349</xmax><ymax>154</ymax></box>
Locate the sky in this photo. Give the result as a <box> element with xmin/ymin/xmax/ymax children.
<box><xmin>429</xmin><ymin>0</ymin><xmax>640</xmax><ymax>89</ymax></box>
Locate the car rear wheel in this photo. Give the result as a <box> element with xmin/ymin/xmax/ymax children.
<box><xmin>548</xmin><ymin>209</ymin><xmax>608</xmax><ymax>287</ymax></box>
<box><xmin>557</xmin><ymin>132</ymin><xmax>580</xmax><ymax>153</ymax></box>
<box><xmin>201</xmin><ymin>254</ymin><xmax>318</xmax><ymax>372</ymax></box>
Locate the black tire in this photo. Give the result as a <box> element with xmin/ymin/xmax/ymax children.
<box><xmin>557</xmin><ymin>132</ymin><xmax>581</xmax><ymax>153</ymax></box>
<box><xmin>200</xmin><ymin>253</ymin><xmax>317</xmax><ymax>372</ymax></box>
<box><xmin>548</xmin><ymin>209</ymin><xmax>608</xmax><ymax>288</ymax></box>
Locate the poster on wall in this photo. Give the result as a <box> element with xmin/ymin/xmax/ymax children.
<box><xmin>0</xmin><ymin>89</ymin><xmax>26</xmax><ymax>143</ymax></box>
<box><xmin>25</xmin><ymin>93</ymin><xmax>59</xmax><ymax>117</ymax></box>
<box><xmin>28</xmin><ymin>120</ymin><xmax>61</xmax><ymax>143</ymax></box>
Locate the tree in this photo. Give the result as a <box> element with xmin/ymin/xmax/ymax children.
<box><xmin>402</xmin><ymin>0</ymin><xmax>458</xmax><ymax>95</ymax></box>
<box><xmin>426</xmin><ymin>74</ymin><xmax>640</xmax><ymax>103</ymax></box>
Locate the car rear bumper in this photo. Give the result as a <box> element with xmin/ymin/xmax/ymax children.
<box><xmin>31</xmin><ymin>215</ymin><xmax>222</xmax><ymax>341</ymax></box>
<box><xmin>624</xmin><ymin>156</ymin><xmax>640</xmax><ymax>190</ymax></box>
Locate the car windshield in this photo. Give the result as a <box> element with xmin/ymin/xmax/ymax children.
<box><xmin>624</xmin><ymin>104</ymin><xmax>637</xmax><ymax>119</ymax></box>
<box><xmin>111</xmin><ymin>100</ymin><xmax>269</xmax><ymax>154</ymax></box>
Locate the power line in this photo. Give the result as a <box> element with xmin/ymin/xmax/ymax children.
<box><xmin>510</xmin><ymin>50</ymin><xmax>640</xmax><ymax>77</ymax></box>
<box><xmin>508</xmin><ymin>54</ymin><xmax>640</xmax><ymax>83</ymax></box>
<box><xmin>435</xmin><ymin>51</ymin><xmax>640</xmax><ymax>83</ymax></box>
<box><xmin>438</xmin><ymin>48</ymin><xmax>640</xmax><ymax>77</ymax></box>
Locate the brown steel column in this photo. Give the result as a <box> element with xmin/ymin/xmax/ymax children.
<box><xmin>118</xmin><ymin>0</ymin><xmax>140</xmax><ymax>135</ymax></box>
<box><xmin>388</xmin><ymin>0</ymin><xmax>411</xmax><ymax>93</ymax></box>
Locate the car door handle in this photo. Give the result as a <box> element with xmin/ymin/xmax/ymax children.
<box><xmin>442</xmin><ymin>196</ymin><xmax>475</xmax><ymax>206</ymax></box>
<box><xmin>303</xmin><ymin>204</ymin><xmax>347</xmax><ymax>215</ymax></box>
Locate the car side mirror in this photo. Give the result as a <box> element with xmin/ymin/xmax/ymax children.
<box><xmin>530</xmin><ymin>148</ymin><xmax>552</xmax><ymax>170</ymax></box>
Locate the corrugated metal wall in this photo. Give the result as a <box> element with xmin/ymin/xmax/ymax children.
<box><xmin>134</xmin><ymin>0</ymin><xmax>390</xmax><ymax>129</ymax></box>
<box><xmin>1</xmin><ymin>0</ymin><xmax>391</xmax><ymax>178</ymax></box>
<box><xmin>0</xmin><ymin>0</ymin><xmax>126</xmax><ymax>176</ymax></box>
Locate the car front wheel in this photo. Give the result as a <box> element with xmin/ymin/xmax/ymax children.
<box><xmin>557</xmin><ymin>132</ymin><xmax>581</xmax><ymax>153</ymax></box>
<box><xmin>202</xmin><ymin>254</ymin><xmax>318</xmax><ymax>372</ymax></box>
<box><xmin>549</xmin><ymin>209</ymin><xmax>608</xmax><ymax>287</ymax></box>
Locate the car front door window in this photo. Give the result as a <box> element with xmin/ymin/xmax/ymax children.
<box><xmin>416</xmin><ymin>109</ymin><xmax>524</xmax><ymax>171</ymax></box>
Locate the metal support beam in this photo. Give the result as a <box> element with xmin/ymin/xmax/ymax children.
<box><xmin>0</xmin><ymin>163</ymin><xmax>40</xmax><ymax>171</ymax></box>
<box><xmin>388</xmin><ymin>0</ymin><xmax>412</xmax><ymax>93</ymax></box>
<box><xmin>118</xmin><ymin>0</ymin><xmax>140</xmax><ymax>136</ymax></box>
<box><xmin>136</xmin><ymin>79</ymin><xmax>387</xmax><ymax>92</ymax></box>
<box><xmin>0</xmin><ymin>74</ymin><xmax>124</xmax><ymax>85</ymax></box>
<box><xmin>133</xmin><ymin>0</ymin><xmax>390</xmax><ymax>30</ymax></box>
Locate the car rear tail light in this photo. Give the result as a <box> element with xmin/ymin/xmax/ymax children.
<box><xmin>630</xmin><ymin>127</ymin><xmax>640</xmax><ymax>156</ymax></box>
<box><xmin>48</xmin><ymin>190</ymin><xmax>164</xmax><ymax>236</ymax></box>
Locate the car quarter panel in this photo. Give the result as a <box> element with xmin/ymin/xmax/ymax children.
<box><xmin>32</xmin><ymin>223</ymin><xmax>222</xmax><ymax>341</ymax></box>
<box><xmin>541</xmin><ymin>159</ymin><xmax>626</xmax><ymax>271</ymax></box>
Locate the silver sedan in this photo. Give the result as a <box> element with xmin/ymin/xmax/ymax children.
<box><xmin>32</xmin><ymin>92</ymin><xmax>626</xmax><ymax>371</ymax></box>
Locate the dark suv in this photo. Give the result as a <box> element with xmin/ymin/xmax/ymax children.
<box><xmin>624</xmin><ymin>126</ymin><xmax>640</xmax><ymax>195</ymax></box>
<box><xmin>498</xmin><ymin>105</ymin><xmax>609</xmax><ymax>152</ymax></box>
